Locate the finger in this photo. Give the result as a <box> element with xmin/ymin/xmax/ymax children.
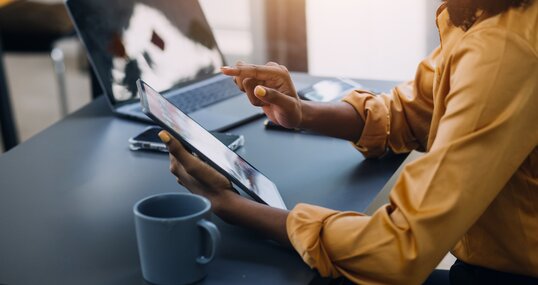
<box><xmin>169</xmin><ymin>154</ymin><xmax>191</xmax><ymax>186</ymax></box>
<box><xmin>254</xmin><ymin>85</ymin><xmax>294</xmax><ymax>107</ymax></box>
<box><xmin>221</xmin><ymin>66</ymin><xmax>241</xmax><ymax>76</ymax></box>
<box><xmin>266</xmin><ymin>62</ymin><xmax>290</xmax><ymax>76</ymax></box>
<box><xmin>229</xmin><ymin>64</ymin><xmax>284</xmax><ymax>81</ymax></box>
<box><xmin>242</xmin><ymin>78</ymin><xmax>264</xmax><ymax>106</ymax></box>
<box><xmin>233</xmin><ymin>61</ymin><xmax>248</xmax><ymax>91</ymax></box>
<box><xmin>159</xmin><ymin>131</ymin><xmax>183</xmax><ymax>157</ymax></box>
<box><xmin>234</xmin><ymin>75</ymin><xmax>245</xmax><ymax>92</ymax></box>
<box><xmin>159</xmin><ymin>131</ymin><xmax>195</xmax><ymax>167</ymax></box>
<box><xmin>159</xmin><ymin>131</ymin><xmax>211</xmax><ymax>182</ymax></box>
<box><xmin>220</xmin><ymin>60</ymin><xmax>246</xmax><ymax>76</ymax></box>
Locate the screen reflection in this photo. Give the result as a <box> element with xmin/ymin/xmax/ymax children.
<box><xmin>143</xmin><ymin>83</ymin><xmax>287</xmax><ymax>210</ymax></box>
<box><xmin>73</xmin><ymin>0</ymin><xmax>224</xmax><ymax>102</ymax></box>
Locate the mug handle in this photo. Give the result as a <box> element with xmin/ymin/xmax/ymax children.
<box><xmin>196</xmin><ymin>219</ymin><xmax>220</xmax><ymax>264</ymax></box>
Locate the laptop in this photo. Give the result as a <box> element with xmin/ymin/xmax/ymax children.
<box><xmin>65</xmin><ymin>0</ymin><xmax>263</xmax><ymax>131</ymax></box>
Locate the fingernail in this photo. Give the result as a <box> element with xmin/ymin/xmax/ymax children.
<box><xmin>158</xmin><ymin>131</ymin><xmax>171</xmax><ymax>143</ymax></box>
<box><xmin>255</xmin><ymin>86</ymin><xmax>266</xmax><ymax>97</ymax></box>
<box><xmin>221</xmin><ymin>66</ymin><xmax>236</xmax><ymax>71</ymax></box>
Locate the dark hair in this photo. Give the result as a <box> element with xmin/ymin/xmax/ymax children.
<box><xmin>446</xmin><ymin>0</ymin><xmax>533</xmax><ymax>30</ymax></box>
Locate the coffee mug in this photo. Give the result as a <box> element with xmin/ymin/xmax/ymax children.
<box><xmin>134</xmin><ymin>193</ymin><xmax>220</xmax><ymax>285</ymax></box>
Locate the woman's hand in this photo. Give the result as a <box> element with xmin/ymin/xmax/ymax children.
<box><xmin>158</xmin><ymin>130</ymin><xmax>292</xmax><ymax>246</ymax></box>
<box><xmin>221</xmin><ymin>62</ymin><xmax>303</xmax><ymax>129</ymax></box>
<box><xmin>158</xmin><ymin>130</ymin><xmax>236</xmax><ymax>213</ymax></box>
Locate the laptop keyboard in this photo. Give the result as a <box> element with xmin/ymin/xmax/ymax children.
<box><xmin>168</xmin><ymin>78</ymin><xmax>240</xmax><ymax>113</ymax></box>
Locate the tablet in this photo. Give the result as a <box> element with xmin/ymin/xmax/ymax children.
<box><xmin>137</xmin><ymin>79</ymin><xmax>287</xmax><ymax>210</ymax></box>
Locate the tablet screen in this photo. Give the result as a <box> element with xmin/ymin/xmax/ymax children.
<box><xmin>138</xmin><ymin>80</ymin><xmax>287</xmax><ymax>209</ymax></box>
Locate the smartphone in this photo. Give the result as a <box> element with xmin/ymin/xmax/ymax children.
<box><xmin>137</xmin><ymin>79</ymin><xmax>287</xmax><ymax>210</ymax></box>
<box><xmin>129</xmin><ymin>126</ymin><xmax>245</xmax><ymax>153</ymax></box>
<box><xmin>298</xmin><ymin>78</ymin><xmax>362</xmax><ymax>102</ymax></box>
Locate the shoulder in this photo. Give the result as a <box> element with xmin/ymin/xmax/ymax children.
<box><xmin>448</xmin><ymin>23</ymin><xmax>537</xmax><ymax>78</ymax></box>
<box><xmin>463</xmin><ymin>2</ymin><xmax>538</xmax><ymax>58</ymax></box>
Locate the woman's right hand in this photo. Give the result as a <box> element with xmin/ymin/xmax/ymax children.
<box><xmin>221</xmin><ymin>62</ymin><xmax>303</xmax><ymax>129</ymax></box>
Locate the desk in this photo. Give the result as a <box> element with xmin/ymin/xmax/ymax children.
<box><xmin>0</xmin><ymin>74</ymin><xmax>405</xmax><ymax>284</ymax></box>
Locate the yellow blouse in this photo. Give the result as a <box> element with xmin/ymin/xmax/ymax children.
<box><xmin>0</xmin><ymin>0</ymin><xmax>13</xmax><ymax>8</ymax></box>
<box><xmin>286</xmin><ymin>3</ymin><xmax>538</xmax><ymax>284</ymax></box>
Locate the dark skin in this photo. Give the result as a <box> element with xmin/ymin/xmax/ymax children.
<box><xmin>159</xmin><ymin>61</ymin><xmax>364</xmax><ymax>246</ymax></box>
<box><xmin>221</xmin><ymin>61</ymin><xmax>364</xmax><ymax>141</ymax></box>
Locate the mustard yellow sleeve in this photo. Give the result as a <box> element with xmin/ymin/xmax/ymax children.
<box><xmin>342</xmin><ymin>48</ymin><xmax>438</xmax><ymax>157</ymax></box>
<box><xmin>0</xmin><ymin>0</ymin><xmax>13</xmax><ymax>8</ymax></box>
<box><xmin>287</xmin><ymin>29</ymin><xmax>537</xmax><ymax>284</ymax></box>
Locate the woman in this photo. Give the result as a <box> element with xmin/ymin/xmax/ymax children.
<box><xmin>158</xmin><ymin>0</ymin><xmax>537</xmax><ymax>283</ymax></box>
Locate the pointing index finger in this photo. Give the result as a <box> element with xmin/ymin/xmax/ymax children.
<box><xmin>221</xmin><ymin>64</ymin><xmax>282</xmax><ymax>81</ymax></box>
<box><xmin>221</xmin><ymin>66</ymin><xmax>241</xmax><ymax>76</ymax></box>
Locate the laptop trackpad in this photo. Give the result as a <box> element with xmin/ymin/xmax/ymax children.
<box><xmin>189</xmin><ymin>95</ymin><xmax>263</xmax><ymax>132</ymax></box>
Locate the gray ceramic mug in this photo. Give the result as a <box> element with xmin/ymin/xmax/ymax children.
<box><xmin>134</xmin><ymin>193</ymin><xmax>220</xmax><ymax>285</ymax></box>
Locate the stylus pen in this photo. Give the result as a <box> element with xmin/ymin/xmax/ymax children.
<box><xmin>263</xmin><ymin>119</ymin><xmax>301</xmax><ymax>132</ymax></box>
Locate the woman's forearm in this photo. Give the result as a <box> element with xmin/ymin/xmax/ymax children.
<box><xmin>299</xmin><ymin>100</ymin><xmax>364</xmax><ymax>142</ymax></box>
<box><xmin>215</xmin><ymin>192</ymin><xmax>292</xmax><ymax>248</ymax></box>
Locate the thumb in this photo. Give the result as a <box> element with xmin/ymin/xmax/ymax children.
<box><xmin>159</xmin><ymin>130</ymin><xmax>199</xmax><ymax>165</ymax></box>
<box><xmin>158</xmin><ymin>130</ymin><xmax>182</xmax><ymax>156</ymax></box>
<box><xmin>254</xmin><ymin>85</ymin><xmax>294</xmax><ymax>107</ymax></box>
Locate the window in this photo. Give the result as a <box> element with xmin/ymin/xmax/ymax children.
<box><xmin>307</xmin><ymin>0</ymin><xmax>439</xmax><ymax>81</ymax></box>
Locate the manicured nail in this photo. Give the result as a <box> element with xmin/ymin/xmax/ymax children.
<box><xmin>255</xmin><ymin>86</ymin><xmax>266</xmax><ymax>97</ymax></box>
<box><xmin>158</xmin><ymin>131</ymin><xmax>171</xmax><ymax>143</ymax></box>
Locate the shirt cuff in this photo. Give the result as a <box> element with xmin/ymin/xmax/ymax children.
<box><xmin>286</xmin><ymin>203</ymin><xmax>342</xmax><ymax>278</ymax></box>
<box><xmin>342</xmin><ymin>90</ymin><xmax>390</xmax><ymax>158</ymax></box>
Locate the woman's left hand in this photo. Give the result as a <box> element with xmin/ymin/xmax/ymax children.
<box><xmin>158</xmin><ymin>130</ymin><xmax>236</xmax><ymax>213</ymax></box>
<box><xmin>158</xmin><ymin>131</ymin><xmax>291</xmax><ymax>247</ymax></box>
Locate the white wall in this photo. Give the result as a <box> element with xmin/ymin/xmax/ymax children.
<box><xmin>306</xmin><ymin>0</ymin><xmax>440</xmax><ymax>81</ymax></box>
<box><xmin>199</xmin><ymin>0</ymin><xmax>267</xmax><ymax>65</ymax></box>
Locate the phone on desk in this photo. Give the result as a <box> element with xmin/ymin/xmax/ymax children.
<box><xmin>129</xmin><ymin>126</ymin><xmax>244</xmax><ymax>153</ymax></box>
<box><xmin>298</xmin><ymin>78</ymin><xmax>362</xmax><ymax>102</ymax></box>
<box><xmin>136</xmin><ymin>79</ymin><xmax>287</xmax><ymax>210</ymax></box>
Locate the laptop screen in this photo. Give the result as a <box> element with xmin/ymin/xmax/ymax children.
<box><xmin>67</xmin><ymin>0</ymin><xmax>225</xmax><ymax>104</ymax></box>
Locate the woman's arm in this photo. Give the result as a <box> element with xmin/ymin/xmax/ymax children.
<box><xmin>285</xmin><ymin>28</ymin><xmax>538</xmax><ymax>283</ymax></box>
<box><xmin>221</xmin><ymin>63</ymin><xmax>364</xmax><ymax>142</ymax></box>
<box><xmin>218</xmin><ymin>191</ymin><xmax>292</xmax><ymax>248</ymax></box>
<box><xmin>299</xmin><ymin>100</ymin><xmax>364</xmax><ymax>143</ymax></box>
<box><xmin>158</xmin><ymin>131</ymin><xmax>292</xmax><ymax>247</ymax></box>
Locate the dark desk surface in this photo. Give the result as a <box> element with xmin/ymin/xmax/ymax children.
<box><xmin>0</xmin><ymin>74</ymin><xmax>405</xmax><ymax>285</ymax></box>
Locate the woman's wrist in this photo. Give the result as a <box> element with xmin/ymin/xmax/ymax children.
<box><xmin>297</xmin><ymin>100</ymin><xmax>363</xmax><ymax>142</ymax></box>
<box><xmin>297</xmin><ymin>100</ymin><xmax>314</xmax><ymax>130</ymax></box>
<box><xmin>213</xmin><ymin>191</ymin><xmax>292</xmax><ymax>246</ymax></box>
<box><xmin>210</xmin><ymin>189</ymin><xmax>242</xmax><ymax>220</ymax></box>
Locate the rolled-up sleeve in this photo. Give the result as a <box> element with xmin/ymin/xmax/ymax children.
<box><xmin>342</xmin><ymin>48</ymin><xmax>438</xmax><ymax>158</ymax></box>
<box><xmin>287</xmin><ymin>28</ymin><xmax>537</xmax><ymax>284</ymax></box>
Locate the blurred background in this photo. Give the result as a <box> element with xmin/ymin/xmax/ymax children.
<box><xmin>0</xmin><ymin>0</ymin><xmax>453</xmax><ymax>269</ymax></box>
<box><xmin>0</xmin><ymin>0</ymin><xmax>441</xmax><ymax>150</ymax></box>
